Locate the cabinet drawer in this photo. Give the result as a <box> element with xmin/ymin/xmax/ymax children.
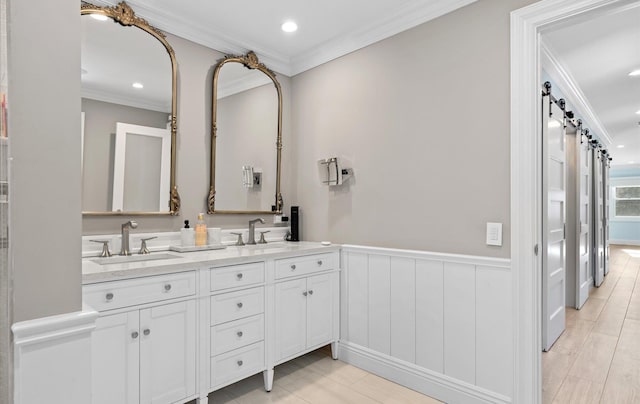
<box><xmin>211</xmin><ymin>314</ymin><xmax>264</xmax><ymax>356</ymax></box>
<box><xmin>210</xmin><ymin>262</ymin><xmax>264</xmax><ymax>291</ymax></box>
<box><xmin>211</xmin><ymin>287</ymin><xmax>264</xmax><ymax>325</ymax></box>
<box><xmin>83</xmin><ymin>272</ymin><xmax>196</xmax><ymax>312</ymax></box>
<box><xmin>275</xmin><ymin>253</ymin><xmax>336</xmax><ymax>279</ymax></box>
<box><xmin>211</xmin><ymin>342</ymin><xmax>265</xmax><ymax>389</ymax></box>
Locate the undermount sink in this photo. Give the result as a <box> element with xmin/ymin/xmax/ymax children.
<box><xmin>90</xmin><ymin>253</ymin><xmax>182</xmax><ymax>265</ymax></box>
<box><xmin>238</xmin><ymin>243</ymin><xmax>288</xmax><ymax>250</ymax></box>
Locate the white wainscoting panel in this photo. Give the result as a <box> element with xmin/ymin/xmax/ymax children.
<box><xmin>12</xmin><ymin>306</ymin><xmax>98</xmax><ymax>404</ymax></box>
<box><xmin>476</xmin><ymin>265</ymin><xmax>513</xmax><ymax>397</ymax></box>
<box><xmin>346</xmin><ymin>252</ymin><xmax>369</xmax><ymax>347</ymax></box>
<box><xmin>368</xmin><ymin>255</ymin><xmax>391</xmax><ymax>355</ymax></box>
<box><xmin>340</xmin><ymin>245</ymin><xmax>512</xmax><ymax>404</ymax></box>
<box><xmin>390</xmin><ymin>257</ymin><xmax>416</xmax><ymax>363</ymax></box>
<box><xmin>415</xmin><ymin>259</ymin><xmax>444</xmax><ymax>373</ymax></box>
<box><xmin>443</xmin><ymin>262</ymin><xmax>476</xmax><ymax>384</ymax></box>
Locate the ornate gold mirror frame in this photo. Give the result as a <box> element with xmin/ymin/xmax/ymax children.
<box><xmin>208</xmin><ymin>52</ymin><xmax>283</xmax><ymax>214</ymax></box>
<box><xmin>81</xmin><ymin>1</ymin><xmax>180</xmax><ymax>215</ymax></box>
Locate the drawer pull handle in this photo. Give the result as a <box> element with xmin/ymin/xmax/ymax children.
<box><xmin>237</xmin><ymin>302</ymin><xmax>243</xmax><ymax>308</ymax></box>
<box><xmin>131</xmin><ymin>331</ymin><xmax>139</xmax><ymax>339</ymax></box>
<box><xmin>291</xmin><ymin>264</ymin><xmax>296</xmax><ymax>270</ymax></box>
<box><xmin>164</xmin><ymin>284</ymin><xmax>172</xmax><ymax>292</ymax></box>
<box><xmin>308</xmin><ymin>290</ymin><xmax>314</xmax><ymax>295</ymax></box>
<box><xmin>303</xmin><ymin>291</ymin><xmax>308</xmax><ymax>296</ymax></box>
<box><xmin>105</xmin><ymin>292</ymin><xmax>114</xmax><ymax>301</ymax></box>
<box><xmin>237</xmin><ymin>273</ymin><xmax>243</xmax><ymax>280</ymax></box>
<box><xmin>317</xmin><ymin>260</ymin><xmax>323</xmax><ymax>266</ymax></box>
<box><xmin>237</xmin><ymin>360</ymin><xmax>243</xmax><ymax>367</ymax></box>
<box><xmin>143</xmin><ymin>329</ymin><xmax>150</xmax><ymax>336</ymax></box>
<box><xmin>237</xmin><ymin>331</ymin><xmax>243</xmax><ymax>338</ymax></box>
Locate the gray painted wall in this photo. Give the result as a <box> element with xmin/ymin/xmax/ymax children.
<box><xmin>290</xmin><ymin>0</ymin><xmax>536</xmax><ymax>258</ymax></box>
<box><xmin>82</xmin><ymin>33</ymin><xmax>294</xmax><ymax>234</ymax></box>
<box><xmin>8</xmin><ymin>0</ymin><xmax>82</xmax><ymax>321</ymax></box>
<box><xmin>82</xmin><ymin>98</ymin><xmax>168</xmax><ymax>212</ymax></box>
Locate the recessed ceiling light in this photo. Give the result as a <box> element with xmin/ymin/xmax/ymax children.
<box><xmin>281</xmin><ymin>21</ymin><xmax>298</xmax><ymax>33</ymax></box>
<box><xmin>617</xmin><ymin>145</ymin><xmax>625</xmax><ymax>148</ymax></box>
<box><xmin>636</xmin><ymin>109</ymin><xmax>640</xmax><ymax>115</ymax></box>
<box><xmin>91</xmin><ymin>14</ymin><xmax>109</xmax><ymax>21</ymax></box>
<box><xmin>132</xmin><ymin>82</ymin><xmax>144</xmax><ymax>89</ymax></box>
<box><xmin>629</xmin><ymin>161</ymin><xmax>636</xmax><ymax>164</ymax></box>
<box><xmin>629</xmin><ymin>69</ymin><xmax>640</xmax><ymax>77</ymax></box>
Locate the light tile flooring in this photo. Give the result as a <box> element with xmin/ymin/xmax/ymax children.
<box><xmin>207</xmin><ymin>346</ymin><xmax>442</xmax><ymax>404</ymax></box>
<box><xmin>543</xmin><ymin>245</ymin><xmax>640</xmax><ymax>403</ymax></box>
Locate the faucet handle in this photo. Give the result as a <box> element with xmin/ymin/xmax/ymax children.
<box><xmin>139</xmin><ymin>237</ymin><xmax>157</xmax><ymax>255</ymax></box>
<box><xmin>90</xmin><ymin>240</ymin><xmax>112</xmax><ymax>257</ymax></box>
<box><xmin>230</xmin><ymin>232</ymin><xmax>245</xmax><ymax>246</ymax></box>
<box><xmin>258</xmin><ymin>231</ymin><xmax>270</xmax><ymax>244</ymax></box>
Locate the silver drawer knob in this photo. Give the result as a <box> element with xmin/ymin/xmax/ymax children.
<box><xmin>237</xmin><ymin>302</ymin><xmax>243</xmax><ymax>308</ymax></box>
<box><xmin>308</xmin><ymin>290</ymin><xmax>314</xmax><ymax>295</ymax></box>
<box><xmin>237</xmin><ymin>360</ymin><xmax>243</xmax><ymax>367</ymax></box>
<box><xmin>105</xmin><ymin>292</ymin><xmax>114</xmax><ymax>301</ymax></box>
<box><xmin>303</xmin><ymin>291</ymin><xmax>308</xmax><ymax>296</ymax></box>
<box><xmin>143</xmin><ymin>329</ymin><xmax>150</xmax><ymax>336</ymax></box>
<box><xmin>237</xmin><ymin>273</ymin><xmax>243</xmax><ymax>280</ymax></box>
<box><xmin>317</xmin><ymin>260</ymin><xmax>323</xmax><ymax>266</ymax></box>
<box><xmin>164</xmin><ymin>284</ymin><xmax>172</xmax><ymax>292</ymax></box>
<box><xmin>131</xmin><ymin>331</ymin><xmax>139</xmax><ymax>339</ymax></box>
<box><xmin>290</xmin><ymin>264</ymin><xmax>296</xmax><ymax>270</ymax></box>
<box><xmin>237</xmin><ymin>331</ymin><xmax>243</xmax><ymax>338</ymax></box>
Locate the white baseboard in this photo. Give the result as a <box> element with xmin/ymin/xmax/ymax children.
<box><xmin>338</xmin><ymin>342</ymin><xmax>511</xmax><ymax>404</ymax></box>
<box><xmin>610</xmin><ymin>240</ymin><xmax>640</xmax><ymax>246</ymax></box>
<box><xmin>12</xmin><ymin>305</ymin><xmax>98</xmax><ymax>404</ymax></box>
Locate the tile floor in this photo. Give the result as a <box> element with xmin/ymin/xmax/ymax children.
<box><xmin>207</xmin><ymin>346</ymin><xmax>442</xmax><ymax>403</ymax></box>
<box><xmin>543</xmin><ymin>245</ymin><xmax>640</xmax><ymax>403</ymax></box>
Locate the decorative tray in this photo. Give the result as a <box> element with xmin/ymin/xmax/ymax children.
<box><xmin>169</xmin><ymin>244</ymin><xmax>227</xmax><ymax>253</ymax></box>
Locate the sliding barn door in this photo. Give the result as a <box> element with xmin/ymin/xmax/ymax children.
<box><xmin>603</xmin><ymin>158</ymin><xmax>610</xmax><ymax>276</ymax></box>
<box><xmin>593</xmin><ymin>150</ymin><xmax>604</xmax><ymax>287</ymax></box>
<box><xmin>576</xmin><ymin>131</ymin><xmax>591</xmax><ymax>308</ymax></box>
<box><xmin>542</xmin><ymin>94</ymin><xmax>567</xmax><ymax>351</ymax></box>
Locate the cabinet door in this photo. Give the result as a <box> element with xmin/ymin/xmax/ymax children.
<box><xmin>139</xmin><ymin>300</ymin><xmax>196</xmax><ymax>404</ymax></box>
<box><xmin>275</xmin><ymin>278</ymin><xmax>307</xmax><ymax>361</ymax></box>
<box><xmin>92</xmin><ymin>311</ymin><xmax>140</xmax><ymax>404</ymax></box>
<box><xmin>306</xmin><ymin>273</ymin><xmax>335</xmax><ymax>348</ymax></box>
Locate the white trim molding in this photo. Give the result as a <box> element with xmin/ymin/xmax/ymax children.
<box><xmin>510</xmin><ymin>1</ymin><xmax>638</xmax><ymax>403</ymax></box>
<box><xmin>540</xmin><ymin>41</ymin><xmax>612</xmax><ymax>146</ymax></box>
<box><xmin>340</xmin><ymin>246</ymin><xmax>512</xmax><ymax>403</ymax></box>
<box><xmin>12</xmin><ymin>306</ymin><xmax>98</xmax><ymax>404</ymax></box>
<box><xmin>610</xmin><ymin>240</ymin><xmax>640</xmax><ymax>246</ymax></box>
<box><xmin>84</xmin><ymin>0</ymin><xmax>479</xmax><ymax>77</ymax></box>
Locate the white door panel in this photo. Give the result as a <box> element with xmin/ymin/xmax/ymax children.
<box><xmin>577</xmin><ymin>133</ymin><xmax>591</xmax><ymax>308</ymax></box>
<box><xmin>593</xmin><ymin>151</ymin><xmax>604</xmax><ymax>287</ymax></box>
<box><xmin>542</xmin><ymin>97</ymin><xmax>566</xmax><ymax>351</ymax></box>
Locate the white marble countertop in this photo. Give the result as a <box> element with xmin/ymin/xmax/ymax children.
<box><xmin>82</xmin><ymin>241</ymin><xmax>340</xmax><ymax>284</ymax></box>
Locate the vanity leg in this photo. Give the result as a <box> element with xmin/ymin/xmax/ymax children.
<box><xmin>196</xmin><ymin>394</ymin><xmax>208</xmax><ymax>404</ymax></box>
<box><xmin>263</xmin><ymin>368</ymin><xmax>274</xmax><ymax>392</ymax></box>
<box><xmin>331</xmin><ymin>341</ymin><xmax>339</xmax><ymax>360</ymax></box>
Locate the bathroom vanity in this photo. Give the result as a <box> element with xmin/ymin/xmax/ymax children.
<box><xmin>82</xmin><ymin>241</ymin><xmax>340</xmax><ymax>404</ymax></box>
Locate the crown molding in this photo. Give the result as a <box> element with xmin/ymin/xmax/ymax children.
<box><xmin>540</xmin><ymin>40</ymin><xmax>613</xmax><ymax>146</ymax></box>
<box><xmin>81</xmin><ymin>87</ymin><xmax>171</xmax><ymax>113</ymax></box>
<box><xmin>289</xmin><ymin>0</ymin><xmax>478</xmax><ymax>75</ymax></box>
<box><xmin>83</xmin><ymin>0</ymin><xmax>478</xmax><ymax>77</ymax></box>
<box><xmin>217</xmin><ymin>74</ymin><xmax>272</xmax><ymax>100</ymax></box>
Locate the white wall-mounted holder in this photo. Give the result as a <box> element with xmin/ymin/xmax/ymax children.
<box><xmin>318</xmin><ymin>157</ymin><xmax>353</xmax><ymax>186</ymax></box>
<box><xmin>242</xmin><ymin>165</ymin><xmax>262</xmax><ymax>188</ymax></box>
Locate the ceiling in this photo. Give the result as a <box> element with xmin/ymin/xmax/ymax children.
<box><xmin>542</xmin><ymin>3</ymin><xmax>640</xmax><ymax>167</ymax></box>
<box><xmin>89</xmin><ymin>0</ymin><xmax>477</xmax><ymax>76</ymax></box>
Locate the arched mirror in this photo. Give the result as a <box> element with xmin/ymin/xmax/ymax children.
<box><xmin>208</xmin><ymin>52</ymin><xmax>283</xmax><ymax>214</ymax></box>
<box><xmin>81</xmin><ymin>1</ymin><xmax>180</xmax><ymax>215</ymax></box>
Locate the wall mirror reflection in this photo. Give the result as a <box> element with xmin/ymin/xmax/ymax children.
<box><xmin>209</xmin><ymin>52</ymin><xmax>283</xmax><ymax>214</ymax></box>
<box><xmin>81</xmin><ymin>1</ymin><xmax>180</xmax><ymax>215</ymax></box>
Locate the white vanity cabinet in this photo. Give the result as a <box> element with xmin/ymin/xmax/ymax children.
<box><xmin>270</xmin><ymin>252</ymin><xmax>340</xmax><ymax>367</ymax></box>
<box><xmin>85</xmin><ymin>271</ymin><xmax>197</xmax><ymax>404</ymax></box>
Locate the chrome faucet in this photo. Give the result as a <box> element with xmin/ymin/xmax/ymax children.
<box><xmin>247</xmin><ymin>218</ymin><xmax>265</xmax><ymax>245</ymax></box>
<box><xmin>120</xmin><ymin>220</ymin><xmax>138</xmax><ymax>256</ymax></box>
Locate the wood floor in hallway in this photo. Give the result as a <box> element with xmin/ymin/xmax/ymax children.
<box><xmin>543</xmin><ymin>245</ymin><xmax>640</xmax><ymax>403</ymax></box>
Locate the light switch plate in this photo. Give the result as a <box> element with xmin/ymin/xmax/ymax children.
<box><xmin>486</xmin><ymin>222</ymin><xmax>503</xmax><ymax>246</ymax></box>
